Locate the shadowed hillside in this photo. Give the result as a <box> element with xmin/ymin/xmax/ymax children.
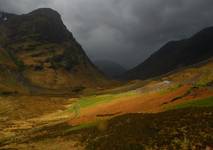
<box><xmin>124</xmin><ymin>27</ymin><xmax>213</xmax><ymax>80</ymax></box>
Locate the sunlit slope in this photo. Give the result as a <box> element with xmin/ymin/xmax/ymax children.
<box><xmin>67</xmin><ymin>58</ymin><xmax>213</xmax><ymax>124</ymax></box>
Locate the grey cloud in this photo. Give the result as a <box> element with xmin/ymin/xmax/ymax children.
<box><xmin>0</xmin><ymin>0</ymin><xmax>50</xmax><ymax>13</ymax></box>
<box><xmin>0</xmin><ymin>0</ymin><xmax>213</xmax><ymax>68</ymax></box>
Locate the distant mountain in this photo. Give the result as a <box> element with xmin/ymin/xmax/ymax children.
<box><xmin>0</xmin><ymin>8</ymin><xmax>107</xmax><ymax>95</ymax></box>
<box><xmin>0</xmin><ymin>11</ymin><xmax>16</xmax><ymax>23</ymax></box>
<box><xmin>94</xmin><ymin>60</ymin><xmax>127</xmax><ymax>78</ymax></box>
<box><xmin>123</xmin><ymin>27</ymin><xmax>213</xmax><ymax>80</ymax></box>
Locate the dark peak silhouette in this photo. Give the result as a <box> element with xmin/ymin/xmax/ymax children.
<box><xmin>1</xmin><ymin>8</ymin><xmax>73</xmax><ymax>44</ymax></box>
<box><xmin>123</xmin><ymin>26</ymin><xmax>213</xmax><ymax>80</ymax></box>
<box><xmin>29</xmin><ymin>8</ymin><xmax>61</xmax><ymax>17</ymax></box>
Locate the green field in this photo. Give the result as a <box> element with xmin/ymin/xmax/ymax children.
<box><xmin>69</xmin><ymin>91</ymin><xmax>137</xmax><ymax>111</ymax></box>
<box><xmin>170</xmin><ymin>96</ymin><xmax>213</xmax><ymax>110</ymax></box>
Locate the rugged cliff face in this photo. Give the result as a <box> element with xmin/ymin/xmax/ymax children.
<box><xmin>0</xmin><ymin>8</ymin><xmax>107</xmax><ymax>95</ymax></box>
<box><xmin>123</xmin><ymin>27</ymin><xmax>213</xmax><ymax>80</ymax></box>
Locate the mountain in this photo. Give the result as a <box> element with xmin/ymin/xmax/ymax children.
<box><xmin>94</xmin><ymin>60</ymin><xmax>127</xmax><ymax>78</ymax></box>
<box><xmin>123</xmin><ymin>27</ymin><xmax>213</xmax><ymax>80</ymax></box>
<box><xmin>0</xmin><ymin>11</ymin><xmax>16</xmax><ymax>23</ymax></box>
<box><xmin>0</xmin><ymin>8</ymin><xmax>107</xmax><ymax>95</ymax></box>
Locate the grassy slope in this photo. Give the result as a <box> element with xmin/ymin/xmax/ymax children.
<box><xmin>170</xmin><ymin>96</ymin><xmax>213</xmax><ymax>109</ymax></box>
<box><xmin>65</xmin><ymin>59</ymin><xmax>213</xmax><ymax>126</ymax></box>
<box><xmin>73</xmin><ymin>91</ymin><xmax>136</xmax><ymax>109</ymax></box>
<box><xmin>66</xmin><ymin>59</ymin><xmax>213</xmax><ymax>133</ymax></box>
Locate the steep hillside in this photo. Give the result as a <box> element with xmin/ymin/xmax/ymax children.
<box><xmin>124</xmin><ymin>27</ymin><xmax>213</xmax><ymax>80</ymax></box>
<box><xmin>94</xmin><ymin>60</ymin><xmax>127</xmax><ymax>78</ymax></box>
<box><xmin>0</xmin><ymin>47</ymin><xmax>29</xmax><ymax>94</ymax></box>
<box><xmin>0</xmin><ymin>8</ymin><xmax>107</xmax><ymax>95</ymax></box>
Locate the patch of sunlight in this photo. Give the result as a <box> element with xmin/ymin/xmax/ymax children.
<box><xmin>66</xmin><ymin>122</ymin><xmax>97</xmax><ymax>132</ymax></box>
<box><xmin>68</xmin><ymin>91</ymin><xmax>137</xmax><ymax>112</ymax></box>
<box><xmin>168</xmin><ymin>96</ymin><xmax>213</xmax><ymax>110</ymax></box>
<box><xmin>159</xmin><ymin>83</ymin><xmax>182</xmax><ymax>95</ymax></box>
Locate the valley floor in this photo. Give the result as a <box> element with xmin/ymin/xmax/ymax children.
<box><xmin>0</xmin><ymin>59</ymin><xmax>213</xmax><ymax>149</ymax></box>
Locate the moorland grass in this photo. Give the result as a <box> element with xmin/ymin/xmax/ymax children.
<box><xmin>66</xmin><ymin>122</ymin><xmax>97</xmax><ymax>132</ymax></box>
<box><xmin>69</xmin><ymin>91</ymin><xmax>137</xmax><ymax>111</ymax></box>
<box><xmin>82</xmin><ymin>107</ymin><xmax>213</xmax><ymax>150</ymax></box>
<box><xmin>169</xmin><ymin>96</ymin><xmax>213</xmax><ymax>110</ymax></box>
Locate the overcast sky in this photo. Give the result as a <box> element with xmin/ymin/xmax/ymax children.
<box><xmin>0</xmin><ymin>0</ymin><xmax>213</xmax><ymax>69</ymax></box>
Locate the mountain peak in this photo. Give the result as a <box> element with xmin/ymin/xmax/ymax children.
<box><xmin>29</xmin><ymin>8</ymin><xmax>61</xmax><ymax>19</ymax></box>
<box><xmin>1</xmin><ymin>8</ymin><xmax>72</xmax><ymax>44</ymax></box>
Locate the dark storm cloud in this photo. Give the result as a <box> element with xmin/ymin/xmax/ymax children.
<box><xmin>0</xmin><ymin>0</ymin><xmax>213</xmax><ymax>68</ymax></box>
